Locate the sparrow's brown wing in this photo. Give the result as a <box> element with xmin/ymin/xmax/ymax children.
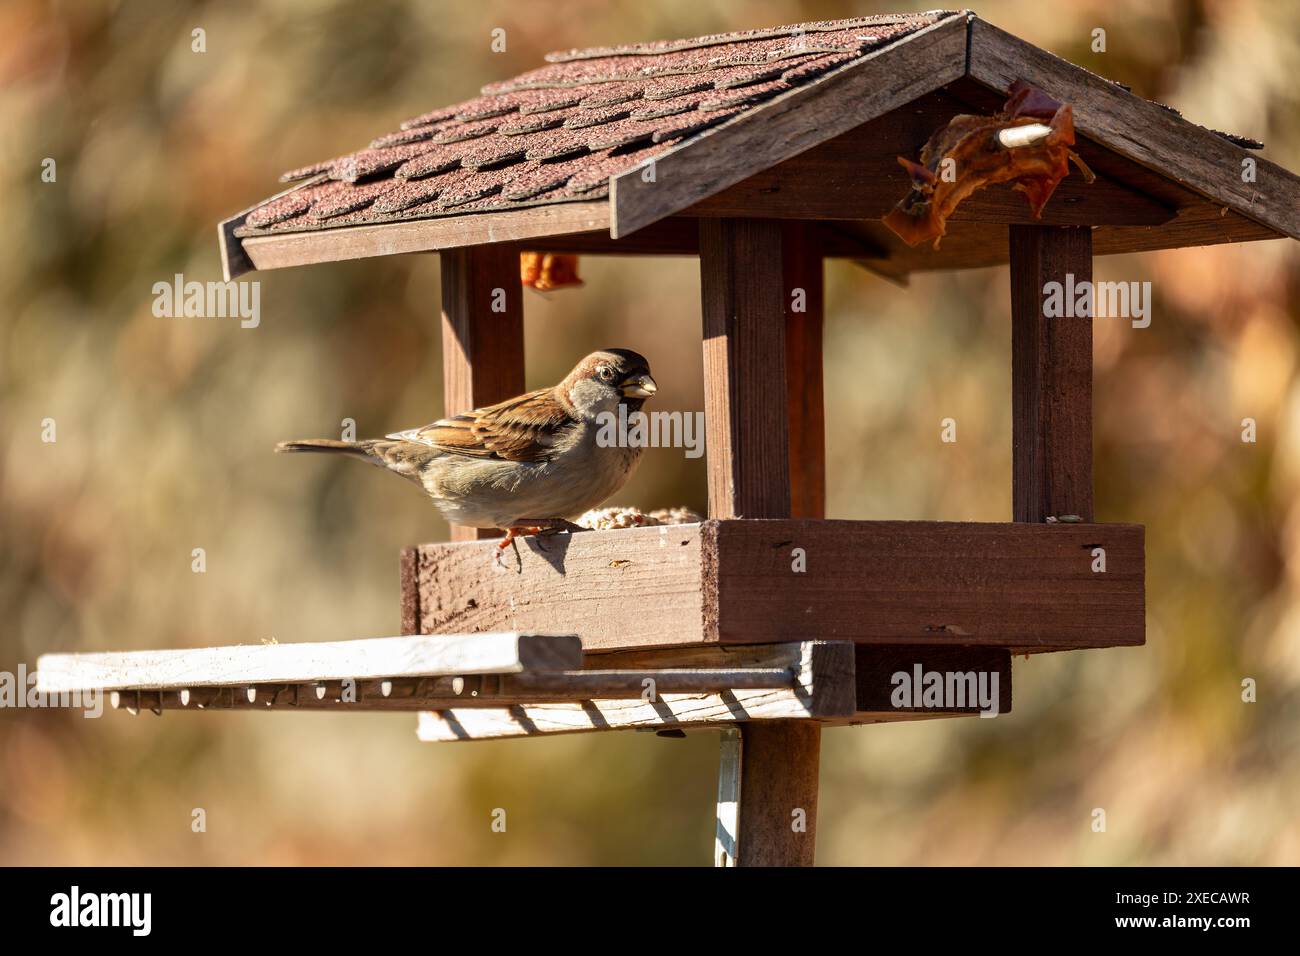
<box><xmin>388</xmin><ymin>387</ymin><xmax>574</xmax><ymax>462</ymax></box>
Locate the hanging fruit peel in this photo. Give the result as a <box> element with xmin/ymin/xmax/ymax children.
<box><xmin>520</xmin><ymin>252</ymin><xmax>583</xmax><ymax>291</ymax></box>
<box><xmin>882</xmin><ymin>80</ymin><xmax>1096</xmax><ymax>248</ymax></box>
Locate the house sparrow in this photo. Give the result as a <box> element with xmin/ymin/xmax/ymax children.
<box><xmin>276</xmin><ymin>349</ymin><xmax>657</xmax><ymax>559</ymax></box>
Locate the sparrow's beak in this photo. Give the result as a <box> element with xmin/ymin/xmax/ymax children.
<box><xmin>620</xmin><ymin>373</ymin><xmax>658</xmax><ymax>398</ymax></box>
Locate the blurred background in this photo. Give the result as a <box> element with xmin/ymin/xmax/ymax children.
<box><xmin>2</xmin><ymin>0</ymin><xmax>1298</xmax><ymax>865</ymax></box>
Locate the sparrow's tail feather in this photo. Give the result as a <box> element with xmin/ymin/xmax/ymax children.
<box><xmin>275</xmin><ymin>439</ymin><xmax>380</xmax><ymax>461</ymax></box>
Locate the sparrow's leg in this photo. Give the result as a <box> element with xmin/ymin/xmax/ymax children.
<box><xmin>515</xmin><ymin>518</ymin><xmax>585</xmax><ymax>535</ymax></box>
<box><xmin>493</xmin><ymin>519</ymin><xmax>584</xmax><ymax>564</ymax></box>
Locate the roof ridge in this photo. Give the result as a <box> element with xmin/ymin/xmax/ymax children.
<box><xmin>542</xmin><ymin>11</ymin><xmax>961</xmax><ymax>63</ymax></box>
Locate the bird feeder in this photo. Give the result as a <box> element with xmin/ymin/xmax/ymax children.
<box><xmin>40</xmin><ymin>11</ymin><xmax>1300</xmax><ymax>866</ymax></box>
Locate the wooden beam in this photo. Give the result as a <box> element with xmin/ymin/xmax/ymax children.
<box><xmin>700</xmin><ymin>219</ymin><xmax>791</xmax><ymax>518</ymax></box>
<box><xmin>35</xmin><ymin>632</ymin><xmax>582</xmax><ymax>693</ymax></box>
<box><xmin>406</xmin><ymin>520</ymin><xmax>1146</xmax><ymax>653</ymax></box>
<box><xmin>240</xmin><ymin>200</ymin><xmax>611</xmax><ymax>272</ymax></box>
<box><xmin>683</xmin><ymin>89</ymin><xmax>1175</xmax><ymax>227</ymax></box>
<box><xmin>1010</xmin><ymin>226</ymin><xmax>1093</xmax><ymax>523</ymax></box>
<box><xmin>440</xmin><ymin>244</ymin><xmax>525</xmax><ymax>540</ymax></box>
<box><xmin>416</xmin><ymin>641</ymin><xmax>856</xmax><ymax>740</ymax></box>
<box><xmin>968</xmin><ymin>17</ymin><xmax>1300</xmax><ymax>240</ymax></box>
<box><xmin>699</xmin><ymin>217</ymin><xmax>814</xmax><ymax>867</ymax></box>
<box><xmin>610</xmin><ymin>13</ymin><xmax>969</xmax><ymax>237</ymax></box>
<box><xmin>783</xmin><ymin>222</ymin><xmax>826</xmax><ymax>520</ymax></box>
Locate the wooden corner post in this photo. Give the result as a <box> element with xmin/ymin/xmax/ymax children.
<box><xmin>701</xmin><ymin>219</ymin><xmax>823</xmax><ymax>866</ymax></box>
<box><xmin>1010</xmin><ymin>225</ymin><xmax>1094</xmax><ymax>522</ymax></box>
<box><xmin>439</xmin><ymin>245</ymin><xmax>526</xmax><ymax>541</ymax></box>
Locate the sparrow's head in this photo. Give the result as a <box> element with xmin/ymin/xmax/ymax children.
<box><xmin>563</xmin><ymin>349</ymin><xmax>657</xmax><ymax>419</ymax></box>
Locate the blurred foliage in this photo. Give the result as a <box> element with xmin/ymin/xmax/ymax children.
<box><xmin>1</xmin><ymin>0</ymin><xmax>1298</xmax><ymax>864</ymax></box>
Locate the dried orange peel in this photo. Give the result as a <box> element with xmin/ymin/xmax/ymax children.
<box><xmin>882</xmin><ymin>80</ymin><xmax>1096</xmax><ymax>248</ymax></box>
<box><xmin>520</xmin><ymin>252</ymin><xmax>583</xmax><ymax>291</ymax></box>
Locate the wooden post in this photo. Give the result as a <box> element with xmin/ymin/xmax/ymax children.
<box><xmin>783</xmin><ymin>222</ymin><xmax>826</xmax><ymax>520</ymax></box>
<box><xmin>1010</xmin><ymin>225</ymin><xmax>1093</xmax><ymax>522</ymax></box>
<box><xmin>439</xmin><ymin>245</ymin><xmax>525</xmax><ymax>541</ymax></box>
<box><xmin>701</xmin><ymin>218</ymin><xmax>820</xmax><ymax>866</ymax></box>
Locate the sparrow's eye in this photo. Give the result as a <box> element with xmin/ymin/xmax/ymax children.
<box><xmin>597</xmin><ymin>365</ymin><xmax>615</xmax><ymax>383</ymax></box>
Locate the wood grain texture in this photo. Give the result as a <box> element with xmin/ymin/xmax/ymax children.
<box><xmin>968</xmin><ymin>18</ymin><xmax>1300</xmax><ymax>240</ymax></box>
<box><xmin>413</xmin><ymin>523</ymin><xmax>706</xmax><ymax>648</ymax></box>
<box><xmin>416</xmin><ymin>640</ymin><xmax>855</xmax><ymax>741</ymax></box>
<box><xmin>735</xmin><ymin>721</ymin><xmax>821</xmax><ymax>866</ymax></box>
<box><xmin>783</xmin><ymin>222</ymin><xmax>826</xmax><ymax>520</ymax></box>
<box><xmin>440</xmin><ymin>244</ymin><xmax>526</xmax><ymax>541</ymax></box>
<box><xmin>242</xmin><ymin>201</ymin><xmax>610</xmax><ymax>271</ymax></box>
<box><xmin>35</xmin><ymin>633</ymin><xmax>582</xmax><ymax>693</ymax></box>
<box><xmin>103</xmin><ymin>667</ymin><xmax>800</xmax><ymax>714</ymax></box>
<box><xmin>706</xmin><ymin>519</ymin><xmax>1141</xmax><ymax>651</ymax></box>
<box><xmin>700</xmin><ymin>219</ymin><xmax>791</xmax><ymax>519</ymax></box>
<box><xmin>1010</xmin><ymin>225</ymin><xmax>1093</xmax><ymax>523</ymax></box>
<box><xmin>410</xmin><ymin>520</ymin><xmax>1145</xmax><ymax>652</ymax></box>
<box><xmin>610</xmin><ymin>14</ymin><xmax>970</xmax><ymax>237</ymax></box>
<box><xmin>685</xmin><ymin>89</ymin><xmax>1175</xmax><ymax>227</ymax></box>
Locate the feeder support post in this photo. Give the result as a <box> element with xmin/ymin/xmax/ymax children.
<box><xmin>701</xmin><ymin>218</ymin><xmax>823</xmax><ymax>867</ymax></box>
<box><xmin>1010</xmin><ymin>225</ymin><xmax>1094</xmax><ymax>523</ymax></box>
<box><xmin>439</xmin><ymin>245</ymin><xmax>526</xmax><ymax>541</ymax></box>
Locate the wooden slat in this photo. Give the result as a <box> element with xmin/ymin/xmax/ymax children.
<box><xmin>715</xmin><ymin>728</ymin><xmax>742</xmax><ymax>867</ymax></box>
<box><xmin>409</xmin><ymin>523</ymin><xmax>705</xmax><ymax>648</ymax></box>
<box><xmin>102</xmin><ymin>667</ymin><xmax>799</xmax><ymax>714</ymax></box>
<box><xmin>408</xmin><ymin>520</ymin><xmax>1145</xmax><ymax>652</ymax></box>
<box><xmin>240</xmin><ymin>201</ymin><xmax>610</xmax><ymax>271</ymax></box>
<box><xmin>610</xmin><ymin>14</ymin><xmax>970</xmax><ymax>238</ymax></box>
<box><xmin>35</xmin><ymin>633</ymin><xmax>581</xmax><ymax>693</ymax></box>
<box><xmin>1010</xmin><ymin>226</ymin><xmax>1093</xmax><ymax>523</ymax></box>
<box><xmin>416</xmin><ymin>641</ymin><xmax>856</xmax><ymax>741</ymax></box>
<box><xmin>706</xmin><ymin>519</ymin><xmax>1141</xmax><ymax>650</ymax></box>
<box><xmin>440</xmin><ymin>245</ymin><xmax>526</xmax><ymax>541</ymax></box>
<box><xmin>700</xmin><ymin>219</ymin><xmax>791</xmax><ymax>518</ymax></box>
<box><xmin>968</xmin><ymin>17</ymin><xmax>1300</xmax><ymax>240</ymax></box>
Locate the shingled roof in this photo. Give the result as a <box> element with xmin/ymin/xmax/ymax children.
<box><xmin>222</xmin><ymin>11</ymin><xmax>1300</xmax><ymax>281</ymax></box>
<box><xmin>234</xmin><ymin>12</ymin><xmax>953</xmax><ymax>237</ymax></box>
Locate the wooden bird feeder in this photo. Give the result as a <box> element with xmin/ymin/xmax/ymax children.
<box><xmin>41</xmin><ymin>12</ymin><xmax>1300</xmax><ymax>866</ymax></box>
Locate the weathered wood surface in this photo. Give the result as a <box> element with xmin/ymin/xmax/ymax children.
<box><xmin>700</xmin><ymin>218</ymin><xmax>791</xmax><ymax>519</ymax></box>
<box><xmin>610</xmin><ymin>14</ymin><xmax>969</xmax><ymax>237</ymax></box>
<box><xmin>407</xmin><ymin>520</ymin><xmax>1145</xmax><ymax>653</ymax></box>
<box><xmin>241</xmin><ymin>200</ymin><xmax>610</xmax><ymax>271</ymax></box>
<box><xmin>440</xmin><ymin>245</ymin><xmax>525</xmax><ymax>542</ymax></box>
<box><xmin>36</xmin><ymin>633</ymin><xmax>581</xmax><ymax>693</ymax></box>
<box><xmin>968</xmin><ymin>18</ymin><xmax>1300</xmax><ymax>241</ymax></box>
<box><xmin>715</xmin><ymin>727</ymin><xmax>742</xmax><ymax>867</ymax></box>
<box><xmin>407</xmin><ymin>523</ymin><xmax>705</xmax><ymax>648</ymax></box>
<box><xmin>734</xmin><ymin>721</ymin><xmax>821</xmax><ymax>866</ymax></box>
<box><xmin>783</xmin><ymin>222</ymin><xmax>826</xmax><ymax>520</ymax></box>
<box><xmin>1010</xmin><ymin>226</ymin><xmax>1094</xmax><ymax>523</ymax></box>
<box><xmin>685</xmin><ymin>89</ymin><xmax>1175</xmax><ymax>227</ymax></box>
<box><xmin>417</xmin><ymin>641</ymin><xmax>855</xmax><ymax>741</ymax></box>
<box><xmin>102</xmin><ymin>666</ymin><xmax>799</xmax><ymax>714</ymax></box>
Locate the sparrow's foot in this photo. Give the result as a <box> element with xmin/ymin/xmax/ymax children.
<box><xmin>515</xmin><ymin>518</ymin><xmax>586</xmax><ymax>535</ymax></box>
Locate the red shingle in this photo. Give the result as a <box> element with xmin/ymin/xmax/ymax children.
<box><xmin>237</xmin><ymin>12</ymin><xmax>956</xmax><ymax>237</ymax></box>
